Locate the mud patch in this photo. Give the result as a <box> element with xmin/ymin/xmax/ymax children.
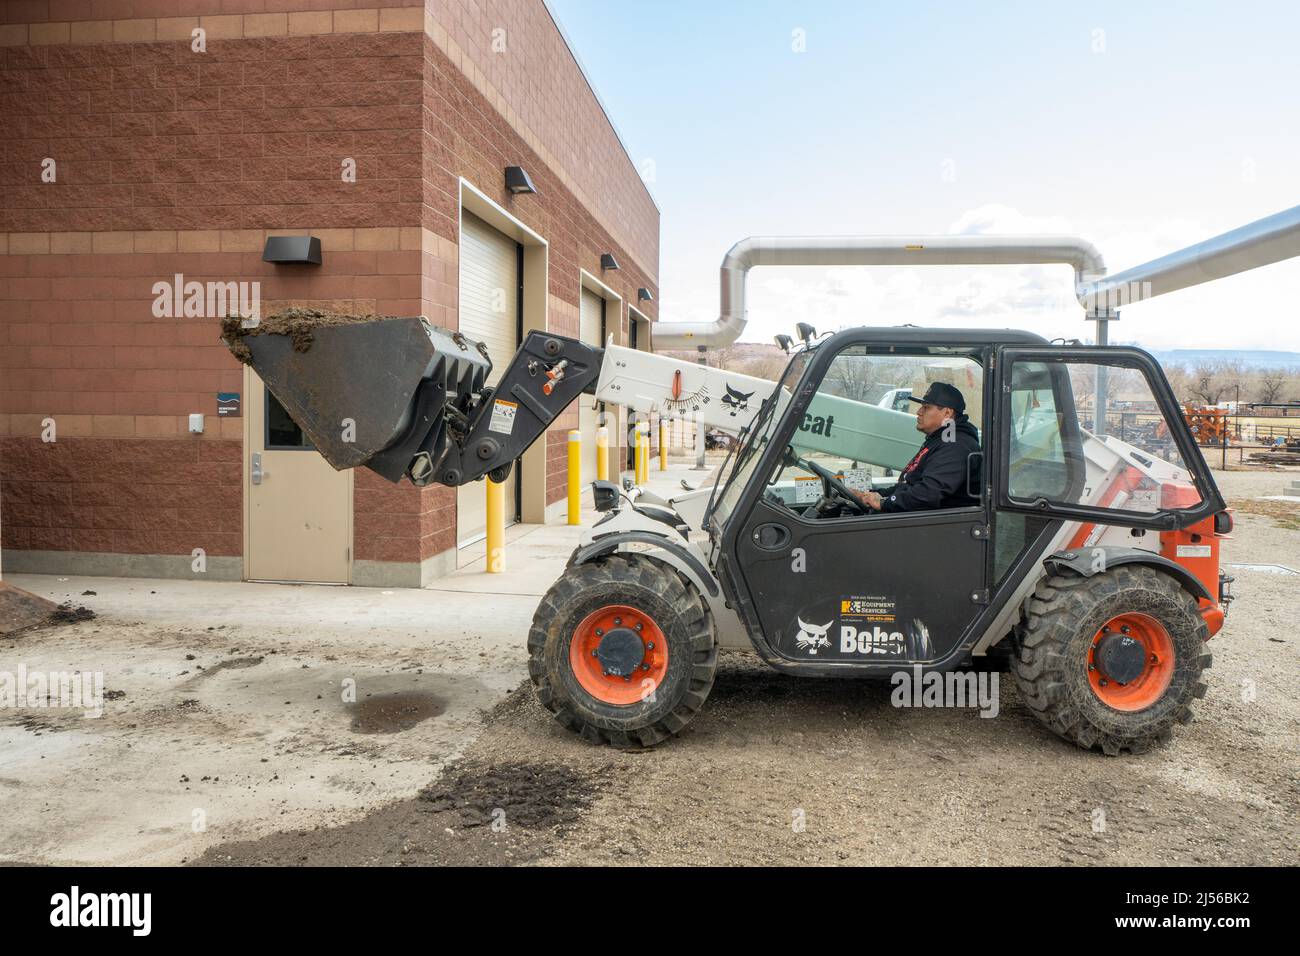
<box><xmin>49</xmin><ymin>603</ymin><xmax>96</xmax><ymax>625</ymax></box>
<box><xmin>418</xmin><ymin>761</ymin><xmax>611</xmax><ymax>830</ymax></box>
<box><xmin>349</xmin><ymin>691</ymin><xmax>445</xmax><ymax>735</ymax></box>
<box><xmin>184</xmin><ymin>656</ymin><xmax>264</xmax><ymax>684</ymax></box>
<box><xmin>221</xmin><ymin>308</ymin><xmax>389</xmax><ymax>365</ymax></box>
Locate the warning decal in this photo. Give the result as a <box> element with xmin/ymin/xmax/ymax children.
<box><xmin>488</xmin><ymin>399</ymin><xmax>518</xmax><ymax>436</ymax></box>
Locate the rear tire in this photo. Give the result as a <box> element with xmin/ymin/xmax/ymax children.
<box><xmin>527</xmin><ymin>555</ymin><xmax>717</xmax><ymax>748</ymax></box>
<box><xmin>1013</xmin><ymin>564</ymin><xmax>1211</xmax><ymax>755</ymax></box>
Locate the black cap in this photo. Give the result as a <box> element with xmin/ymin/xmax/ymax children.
<box><xmin>909</xmin><ymin>382</ymin><xmax>966</xmax><ymax>415</ymax></box>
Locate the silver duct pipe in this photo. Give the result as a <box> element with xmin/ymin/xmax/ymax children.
<box><xmin>1077</xmin><ymin>203</ymin><xmax>1300</xmax><ymax>312</ymax></box>
<box><xmin>652</xmin><ymin>234</ymin><xmax>1107</xmax><ymax>350</ymax></box>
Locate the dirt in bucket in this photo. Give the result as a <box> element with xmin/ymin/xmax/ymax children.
<box><xmin>221</xmin><ymin>308</ymin><xmax>390</xmax><ymax>365</ymax></box>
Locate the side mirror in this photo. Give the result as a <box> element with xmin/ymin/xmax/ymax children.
<box><xmin>592</xmin><ymin>479</ymin><xmax>621</xmax><ymax>512</ymax></box>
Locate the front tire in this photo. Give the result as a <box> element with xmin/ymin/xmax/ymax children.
<box><xmin>1013</xmin><ymin>564</ymin><xmax>1211</xmax><ymax>755</ymax></box>
<box><xmin>527</xmin><ymin>555</ymin><xmax>717</xmax><ymax>747</ymax></box>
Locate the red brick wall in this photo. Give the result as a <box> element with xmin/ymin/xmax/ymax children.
<box><xmin>1</xmin><ymin>436</ymin><xmax>241</xmax><ymax>557</ymax></box>
<box><xmin>2</xmin><ymin>3</ymin><xmax>660</xmax><ymax>574</ymax></box>
<box><xmin>0</xmin><ymin>31</ymin><xmax>425</xmax><ymax>233</ymax></box>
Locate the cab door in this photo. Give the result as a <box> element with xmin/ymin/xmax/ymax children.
<box><xmin>992</xmin><ymin>347</ymin><xmax>1225</xmax><ymax>530</ymax></box>
<box><xmin>716</xmin><ymin>340</ymin><xmax>991</xmax><ymax>671</ymax></box>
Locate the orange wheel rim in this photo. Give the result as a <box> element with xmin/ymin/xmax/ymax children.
<box><xmin>568</xmin><ymin>604</ymin><xmax>668</xmax><ymax>706</ymax></box>
<box><xmin>1086</xmin><ymin>612</ymin><xmax>1175</xmax><ymax>711</ymax></box>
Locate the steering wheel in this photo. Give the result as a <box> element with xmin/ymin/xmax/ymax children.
<box><xmin>784</xmin><ymin>447</ymin><xmax>869</xmax><ymax>515</ymax></box>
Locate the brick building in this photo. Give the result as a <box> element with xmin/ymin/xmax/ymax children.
<box><xmin>0</xmin><ymin>0</ymin><xmax>659</xmax><ymax>587</ymax></box>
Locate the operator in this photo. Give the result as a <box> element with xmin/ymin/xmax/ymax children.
<box><xmin>852</xmin><ymin>382</ymin><xmax>981</xmax><ymax>513</ymax></box>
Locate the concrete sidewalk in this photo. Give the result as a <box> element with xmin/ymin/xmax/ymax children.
<box><xmin>0</xmin><ymin>453</ymin><xmax>720</xmax><ymax>864</ymax></box>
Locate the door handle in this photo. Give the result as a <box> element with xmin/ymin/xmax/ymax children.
<box><xmin>751</xmin><ymin>523</ymin><xmax>791</xmax><ymax>551</ymax></box>
<box><xmin>966</xmin><ymin>451</ymin><xmax>983</xmax><ymax>499</ymax></box>
<box><xmin>252</xmin><ymin>452</ymin><xmax>267</xmax><ymax>485</ymax></box>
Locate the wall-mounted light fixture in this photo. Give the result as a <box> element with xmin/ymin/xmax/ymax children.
<box><xmin>262</xmin><ymin>235</ymin><xmax>322</xmax><ymax>265</ymax></box>
<box><xmin>505</xmin><ymin>166</ymin><xmax>537</xmax><ymax>195</ymax></box>
<box><xmin>600</xmin><ymin>253</ymin><xmax>620</xmax><ymax>271</ymax></box>
<box><xmin>637</xmin><ymin>287</ymin><xmax>653</xmax><ymax>302</ymax></box>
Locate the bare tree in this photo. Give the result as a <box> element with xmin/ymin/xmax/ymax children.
<box><xmin>1255</xmin><ymin>368</ymin><xmax>1288</xmax><ymax>405</ymax></box>
<box><xmin>1188</xmin><ymin>360</ymin><xmax>1244</xmax><ymax>405</ymax></box>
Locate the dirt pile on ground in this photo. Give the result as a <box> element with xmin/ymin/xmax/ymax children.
<box><xmin>48</xmin><ymin>603</ymin><xmax>96</xmax><ymax>624</ymax></box>
<box><xmin>0</xmin><ymin>582</ymin><xmax>60</xmax><ymax>637</ymax></box>
<box><xmin>221</xmin><ymin>308</ymin><xmax>390</xmax><ymax>365</ymax></box>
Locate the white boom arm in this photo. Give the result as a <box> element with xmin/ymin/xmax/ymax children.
<box><xmin>594</xmin><ymin>342</ymin><xmax>922</xmax><ymax>471</ymax></box>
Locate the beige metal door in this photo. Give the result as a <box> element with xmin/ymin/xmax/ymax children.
<box><xmin>245</xmin><ymin>368</ymin><xmax>352</xmax><ymax>583</ymax></box>
<box><xmin>578</xmin><ymin>288</ymin><xmax>604</xmax><ymax>487</ymax></box>
<box><xmin>457</xmin><ymin>211</ymin><xmax>520</xmax><ymax>550</ymax></box>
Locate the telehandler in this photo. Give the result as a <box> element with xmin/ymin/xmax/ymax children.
<box><xmin>226</xmin><ymin>205</ymin><xmax>1300</xmax><ymax>754</ymax></box>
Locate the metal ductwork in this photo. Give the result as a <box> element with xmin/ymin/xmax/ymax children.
<box><xmin>1076</xmin><ymin>203</ymin><xmax>1300</xmax><ymax>312</ymax></box>
<box><xmin>652</xmin><ymin>235</ymin><xmax>1107</xmax><ymax>350</ymax></box>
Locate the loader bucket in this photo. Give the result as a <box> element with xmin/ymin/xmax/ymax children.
<box><xmin>224</xmin><ymin>314</ymin><xmax>491</xmax><ymax>482</ymax></box>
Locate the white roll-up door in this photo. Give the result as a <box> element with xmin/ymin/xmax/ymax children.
<box><xmin>578</xmin><ymin>288</ymin><xmax>604</xmax><ymax>487</ymax></box>
<box><xmin>457</xmin><ymin>211</ymin><xmax>519</xmax><ymax>549</ymax></box>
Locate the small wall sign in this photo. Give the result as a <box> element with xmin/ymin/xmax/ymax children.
<box><xmin>217</xmin><ymin>392</ymin><xmax>241</xmax><ymax>417</ymax></box>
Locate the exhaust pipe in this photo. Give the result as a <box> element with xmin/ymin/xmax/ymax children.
<box><xmin>652</xmin><ymin>235</ymin><xmax>1107</xmax><ymax>350</ymax></box>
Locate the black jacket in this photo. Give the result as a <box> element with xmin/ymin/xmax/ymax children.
<box><xmin>878</xmin><ymin>417</ymin><xmax>980</xmax><ymax>513</ymax></box>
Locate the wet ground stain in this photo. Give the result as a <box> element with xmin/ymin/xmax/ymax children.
<box><xmin>349</xmin><ymin>691</ymin><xmax>446</xmax><ymax>734</ymax></box>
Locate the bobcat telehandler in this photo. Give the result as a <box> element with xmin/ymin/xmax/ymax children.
<box><xmin>226</xmin><ymin>205</ymin><xmax>1300</xmax><ymax>755</ymax></box>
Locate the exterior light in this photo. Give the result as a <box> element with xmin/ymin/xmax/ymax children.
<box><xmin>600</xmin><ymin>253</ymin><xmax>620</xmax><ymax>271</ymax></box>
<box><xmin>262</xmin><ymin>235</ymin><xmax>321</xmax><ymax>265</ymax></box>
<box><xmin>505</xmin><ymin>166</ymin><xmax>537</xmax><ymax>194</ymax></box>
<box><xmin>637</xmin><ymin>287</ymin><xmax>653</xmax><ymax>302</ymax></box>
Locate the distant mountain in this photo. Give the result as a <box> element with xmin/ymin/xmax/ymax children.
<box><xmin>1146</xmin><ymin>349</ymin><xmax>1300</xmax><ymax>370</ymax></box>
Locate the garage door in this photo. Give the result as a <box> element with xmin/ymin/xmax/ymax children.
<box><xmin>457</xmin><ymin>211</ymin><xmax>520</xmax><ymax>549</ymax></box>
<box><xmin>578</xmin><ymin>288</ymin><xmax>605</xmax><ymax>488</ymax></box>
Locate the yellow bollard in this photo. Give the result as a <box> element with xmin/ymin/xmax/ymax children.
<box><xmin>659</xmin><ymin>419</ymin><xmax>668</xmax><ymax>471</ymax></box>
<box><xmin>635</xmin><ymin>422</ymin><xmax>649</xmax><ymax>486</ymax></box>
<box><xmin>596</xmin><ymin>425</ymin><xmax>609</xmax><ymax>482</ymax></box>
<box><xmin>486</xmin><ymin>474</ymin><xmax>505</xmax><ymax>573</ymax></box>
<box><xmin>567</xmin><ymin>429</ymin><xmax>581</xmax><ymax>525</ymax></box>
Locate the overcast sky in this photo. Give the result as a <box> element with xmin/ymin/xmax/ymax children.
<box><xmin>548</xmin><ymin>0</ymin><xmax>1300</xmax><ymax>351</ymax></box>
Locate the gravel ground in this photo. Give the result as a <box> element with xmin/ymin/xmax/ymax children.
<box><xmin>193</xmin><ymin>466</ymin><xmax>1299</xmax><ymax>867</ymax></box>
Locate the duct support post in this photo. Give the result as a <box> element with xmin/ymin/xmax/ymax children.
<box><xmin>1091</xmin><ymin>307</ymin><xmax>1117</xmax><ymax>437</ymax></box>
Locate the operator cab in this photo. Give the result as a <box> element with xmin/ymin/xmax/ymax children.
<box><xmin>705</xmin><ymin>327</ymin><xmax>1224</xmax><ymax>673</ymax></box>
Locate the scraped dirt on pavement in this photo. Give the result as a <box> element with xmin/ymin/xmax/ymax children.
<box><xmin>221</xmin><ymin>308</ymin><xmax>391</xmax><ymax>364</ymax></box>
<box><xmin>0</xmin><ymin>581</ymin><xmax>59</xmax><ymax>636</ymax></box>
<box><xmin>193</xmin><ymin>468</ymin><xmax>1299</xmax><ymax>866</ymax></box>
